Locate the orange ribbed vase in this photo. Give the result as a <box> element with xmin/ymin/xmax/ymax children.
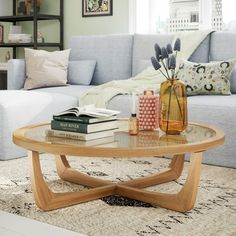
<box><xmin>159</xmin><ymin>79</ymin><xmax>188</xmax><ymax>135</ymax></box>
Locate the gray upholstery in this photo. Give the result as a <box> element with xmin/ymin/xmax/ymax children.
<box><xmin>0</xmin><ymin>91</ymin><xmax>77</xmax><ymax>160</ymax></box>
<box><xmin>68</xmin><ymin>60</ymin><xmax>96</xmax><ymax>85</ymax></box>
<box><xmin>189</xmin><ymin>35</ymin><xmax>210</xmax><ymax>63</ymax></box>
<box><xmin>132</xmin><ymin>33</ymin><xmax>210</xmax><ymax>76</ymax></box>
<box><xmin>69</xmin><ymin>35</ymin><xmax>133</xmax><ymax>85</ymax></box>
<box><xmin>210</xmin><ymin>32</ymin><xmax>236</xmax><ymax>61</ymax></box>
<box><xmin>7</xmin><ymin>60</ymin><xmax>95</xmax><ymax>90</ymax></box>
<box><xmin>230</xmin><ymin>66</ymin><xmax>236</xmax><ymax>94</ymax></box>
<box><xmin>35</xmin><ymin>85</ymin><xmax>95</xmax><ymax>102</ymax></box>
<box><xmin>108</xmin><ymin>94</ymin><xmax>236</xmax><ymax>167</ymax></box>
<box><xmin>7</xmin><ymin>59</ymin><xmax>26</xmax><ymax>90</ymax></box>
<box><xmin>188</xmin><ymin>95</ymin><xmax>236</xmax><ymax>167</ymax></box>
<box><xmin>210</xmin><ymin>32</ymin><xmax>236</xmax><ymax>94</ymax></box>
<box><xmin>132</xmin><ymin>34</ymin><xmax>174</xmax><ymax>76</ymax></box>
<box><xmin>107</xmin><ymin>95</ymin><xmax>131</xmax><ymax>117</ymax></box>
<box><xmin>4</xmin><ymin>32</ymin><xmax>236</xmax><ymax>168</ymax></box>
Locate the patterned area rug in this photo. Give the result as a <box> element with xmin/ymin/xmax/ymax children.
<box><xmin>0</xmin><ymin>154</ymin><xmax>236</xmax><ymax>236</ymax></box>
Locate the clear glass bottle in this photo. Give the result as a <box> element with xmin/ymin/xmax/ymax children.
<box><xmin>129</xmin><ymin>114</ymin><xmax>139</xmax><ymax>135</ymax></box>
<box><xmin>159</xmin><ymin>78</ymin><xmax>188</xmax><ymax>135</ymax></box>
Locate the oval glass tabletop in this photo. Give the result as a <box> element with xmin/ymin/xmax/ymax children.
<box><xmin>13</xmin><ymin>120</ymin><xmax>225</xmax><ymax>157</ymax></box>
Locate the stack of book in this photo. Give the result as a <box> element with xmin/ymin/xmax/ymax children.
<box><xmin>45</xmin><ymin>105</ymin><xmax>120</xmax><ymax>146</ymax></box>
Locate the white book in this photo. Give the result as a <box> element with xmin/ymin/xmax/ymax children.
<box><xmin>55</xmin><ymin>104</ymin><xmax>120</xmax><ymax>118</ymax></box>
<box><xmin>46</xmin><ymin>135</ymin><xmax>116</xmax><ymax>147</ymax></box>
<box><xmin>45</xmin><ymin>129</ymin><xmax>116</xmax><ymax>141</ymax></box>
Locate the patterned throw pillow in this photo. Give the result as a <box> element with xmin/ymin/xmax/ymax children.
<box><xmin>176</xmin><ymin>59</ymin><xmax>236</xmax><ymax>95</ymax></box>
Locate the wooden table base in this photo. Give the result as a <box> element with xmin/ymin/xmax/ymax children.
<box><xmin>30</xmin><ymin>151</ymin><xmax>202</xmax><ymax>212</ymax></box>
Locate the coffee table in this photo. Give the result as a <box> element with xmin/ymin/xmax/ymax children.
<box><xmin>13</xmin><ymin>120</ymin><xmax>225</xmax><ymax>212</ymax></box>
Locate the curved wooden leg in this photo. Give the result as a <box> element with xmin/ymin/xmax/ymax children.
<box><xmin>178</xmin><ymin>152</ymin><xmax>203</xmax><ymax>211</ymax></box>
<box><xmin>30</xmin><ymin>151</ymin><xmax>53</xmax><ymax>210</ymax></box>
<box><xmin>55</xmin><ymin>155</ymin><xmax>113</xmax><ymax>187</ymax></box>
<box><xmin>55</xmin><ymin>154</ymin><xmax>184</xmax><ymax>189</ymax></box>
<box><xmin>168</xmin><ymin>154</ymin><xmax>185</xmax><ymax>177</ymax></box>
<box><xmin>31</xmin><ymin>152</ymin><xmax>201</xmax><ymax>212</ymax></box>
<box><xmin>116</xmin><ymin>152</ymin><xmax>202</xmax><ymax>212</ymax></box>
<box><xmin>30</xmin><ymin>152</ymin><xmax>115</xmax><ymax>211</ymax></box>
<box><xmin>120</xmin><ymin>154</ymin><xmax>185</xmax><ymax>188</ymax></box>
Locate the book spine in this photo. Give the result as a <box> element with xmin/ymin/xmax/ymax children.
<box><xmin>53</xmin><ymin>115</ymin><xmax>90</xmax><ymax>124</ymax></box>
<box><xmin>51</xmin><ymin>120</ymin><xmax>88</xmax><ymax>133</ymax></box>
<box><xmin>46</xmin><ymin>130</ymin><xmax>86</xmax><ymax>140</ymax></box>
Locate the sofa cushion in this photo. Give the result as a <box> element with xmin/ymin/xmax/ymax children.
<box><xmin>7</xmin><ymin>59</ymin><xmax>26</xmax><ymax>90</ymax></box>
<box><xmin>68</xmin><ymin>60</ymin><xmax>96</xmax><ymax>85</ymax></box>
<box><xmin>210</xmin><ymin>32</ymin><xmax>236</xmax><ymax>94</ymax></box>
<box><xmin>187</xmin><ymin>95</ymin><xmax>236</xmax><ymax>167</ymax></box>
<box><xmin>24</xmin><ymin>48</ymin><xmax>71</xmax><ymax>90</ymax></box>
<box><xmin>35</xmin><ymin>85</ymin><xmax>95</xmax><ymax>102</ymax></box>
<box><xmin>230</xmin><ymin>66</ymin><xmax>236</xmax><ymax>94</ymax></box>
<box><xmin>69</xmin><ymin>35</ymin><xmax>133</xmax><ymax>85</ymax></box>
<box><xmin>132</xmin><ymin>34</ymin><xmax>174</xmax><ymax>76</ymax></box>
<box><xmin>135</xmin><ymin>59</ymin><xmax>152</xmax><ymax>75</ymax></box>
<box><xmin>7</xmin><ymin>59</ymin><xmax>96</xmax><ymax>89</ymax></box>
<box><xmin>0</xmin><ymin>90</ymin><xmax>77</xmax><ymax>160</ymax></box>
<box><xmin>210</xmin><ymin>32</ymin><xmax>236</xmax><ymax>61</ymax></box>
<box><xmin>132</xmin><ymin>33</ymin><xmax>210</xmax><ymax>77</ymax></box>
<box><xmin>108</xmin><ymin>94</ymin><xmax>236</xmax><ymax>168</ymax></box>
<box><xmin>107</xmin><ymin>94</ymin><xmax>130</xmax><ymax>117</ymax></box>
<box><xmin>188</xmin><ymin>35</ymin><xmax>210</xmax><ymax>63</ymax></box>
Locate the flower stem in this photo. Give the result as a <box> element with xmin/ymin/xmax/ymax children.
<box><xmin>166</xmin><ymin>85</ymin><xmax>172</xmax><ymax>133</ymax></box>
<box><xmin>160</xmin><ymin>59</ymin><xmax>171</xmax><ymax>79</ymax></box>
<box><xmin>173</xmin><ymin>51</ymin><xmax>178</xmax><ymax>78</ymax></box>
<box><xmin>159</xmin><ymin>69</ymin><xmax>169</xmax><ymax>80</ymax></box>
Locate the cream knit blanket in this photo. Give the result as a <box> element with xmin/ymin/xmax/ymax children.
<box><xmin>79</xmin><ymin>30</ymin><xmax>213</xmax><ymax>108</ymax></box>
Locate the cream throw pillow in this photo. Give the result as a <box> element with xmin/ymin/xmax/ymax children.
<box><xmin>177</xmin><ymin>59</ymin><xmax>236</xmax><ymax>95</ymax></box>
<box><xmin>24</xmin><ymin>48</ymin><xmax>71</xmax><ymax>90</ymax></box>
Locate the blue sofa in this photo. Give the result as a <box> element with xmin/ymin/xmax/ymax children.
<box><xmin>2</xmin><ymin>32</ymin><xmax>236</xmax><ymax>168</ymax></box>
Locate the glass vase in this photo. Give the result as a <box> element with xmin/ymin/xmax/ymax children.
<box><xmin>159</xmin><ymin>79</ymin><xmax>188</xmax><ymax>135</ymax></box>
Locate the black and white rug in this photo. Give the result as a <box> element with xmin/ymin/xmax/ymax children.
<box><xmin>0</xmin><ymin>155</ymin><xmax>236</xmax><ymax>236</ymax></box>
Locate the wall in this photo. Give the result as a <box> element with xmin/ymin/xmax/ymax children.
<box><xmin>0</xmin><ymin>0</ymin><xmax>129</xmax><ymax>62</ymax></box>
<box><xmin>64</xmin><ymin>0</ymin><xmax>129</xmax><ymax>48</ymax></box>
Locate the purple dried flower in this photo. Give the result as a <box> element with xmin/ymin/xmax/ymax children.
<box><xmin>154</xmin><ymin>43</ymin><xmax>162</xmax><ymax>61</ymax></box>
<box><xmin>168</xmin><ymin>55</ymin><xmax>176</xmax><ymax>70</ymax></box>
<box><xmin>166</xmin><ymin>43</ymin><xmax>173</xmax><ymax>54</ymax></box>
<box><xmin>151</xmin><ymin>57</ymin><xmax>161</xmax><ymax>70</ymax></box>
<box><xmin>161</xmin><ymin>47</ymin><xmax>168</xmax><ymax>59</ymax></box>
<box><xmin>174</xmin><ymin>38</ymin><xmax>181</xmax><ymax>51</ymax></box>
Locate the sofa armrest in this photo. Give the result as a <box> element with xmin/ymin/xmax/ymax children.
<box><xmin>7</xmin><ymin>59</ymin><xmax>26</xmax><ymax>90</ymax></box>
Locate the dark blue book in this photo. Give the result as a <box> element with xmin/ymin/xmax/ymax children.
<box><xmin>51</xmin><ymin>120</ymin><xmax>118</xmax><ymax>134</ymax></box>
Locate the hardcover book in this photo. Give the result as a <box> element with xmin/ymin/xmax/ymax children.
<box><xmin>51</xmin><ymin>120</ymin><xmax>118</xmax><ymax>134</ymax></box>
<box><xmin>53</xmin><ymin>115</ymin><xmax>117</xmax><ymax>124</ymax></box>
<box><xmin>45</xmin><ymin>129</ymin><xmax>116</xmax><ymax>141</ymax></box>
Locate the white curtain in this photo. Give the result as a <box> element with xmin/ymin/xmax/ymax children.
<box><xmin>129</xmin><ymin>0</ymin><xmax>169</xmax><ymax>34</ymax></box>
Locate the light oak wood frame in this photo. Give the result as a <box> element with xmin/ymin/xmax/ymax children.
<box><xmin>13</xmin><ymin>122</ymin><xmax>225</xmax><ymax>158</ymax></box>
<box><xmin>13</xmin><ymin>122</ymin><xmax>225</xmax><ymax>212</ymax></box>
<box><xmin>31</xmin><ymin>152</ymin><xmax>190</xmax><ymax>212</ymax></box>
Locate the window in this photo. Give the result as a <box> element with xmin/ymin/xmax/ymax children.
<box><xmin>129</xmin><ymin>0</ymin><xmax>169</xmax><ymax>34</ymax></box>
<box><xmin>190</xmin><ymin>13</ymin><xmax>199</xmax><ymax>23</ymax></box>
<box><xmin>130</xmin><ymin>0</ymin><xmax>236</xmax><ymax>33</ymax></box>
<box><xmin>223</xmin><ymin>0</ymin><xmax>236</xmax><ymax>31</ymax></box>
